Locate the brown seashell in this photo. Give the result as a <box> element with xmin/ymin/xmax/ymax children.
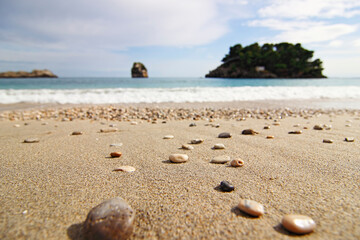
<box><xmin>230</xmin><ymin>159</ymin><xmax>244</xmax><ymax>167</ymax></box>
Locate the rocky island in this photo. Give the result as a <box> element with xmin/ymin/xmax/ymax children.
<box><xmin>131</xmin><ymin>62</ymin><xmax>148</xmax><ymax>78</ymax></box>
<box><xmin>0</xmin><ymin>69</ymin><xmax>58</xmax><ymax>78</ymax></box>
<box><xmin>206</xmin><ymin>42</ymin><xmax>326</xmax><ymax>78</ymax></box>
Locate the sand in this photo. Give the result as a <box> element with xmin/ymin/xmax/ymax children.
<box><xmin>0</xmin><ymin>102</ymin><xmax>359</xmax><ymax>239</ymax></box>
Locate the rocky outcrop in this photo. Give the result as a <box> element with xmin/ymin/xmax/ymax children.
<box><xmin>131</xmin><ymin>62</ymin><xmax>148</xmax><ymax>78</ymax></box>
<box><xmin>0</xmin><ymin>69</ymin><xmax>58</xmax><ymax>78</ymax></box>
<box><xmin>206</xmin><ymin>64</ymin><xmax>277</xmax><ymax>78</ymax></box>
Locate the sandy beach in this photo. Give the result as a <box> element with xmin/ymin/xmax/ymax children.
<box><xmin>0</xmin><ymin>101</ymin><xmax>359</xmax><ymax>239</ymax></box>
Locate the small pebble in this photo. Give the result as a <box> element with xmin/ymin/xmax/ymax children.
<box><xmin>288</xmin><ymin>130</ymin><xmax>302</xmax><ymax>134</ymax></box>
<box><xmin>23</xmin><ymin>138</ymin><xmax>40</xmax><ymax>143</ymax></box>
<box><xmin>163</xmin><ymin>135</ymin><xmax>174</xmax><ymax>139</ymax></box>
<box><xmin>109</xmin><ymin>124</ymin><xmax>117</xmax><ymax>127</ymax></box>
<box><xmin>113</xmin><ymin>166</ymin><xmax>136</xmax><ymax>172</ymax></box>
<box><xmin>237</xmin><ymin>199</ymin><xmax>264</xmax><ymax>217</ymax></box>
<box><xmin>313</xmin><ymin>125</ymin><xmax>323</xmax><ymax>130</ymax></box>
<box><xmin>281</xmin><ymin>214</ymin><xmax>316</xmax><ymax>234</ymax></box>
<box><xmin>41</xmin><ymin>122</ymin><xmax>48</xmax><ymax>125</ymax></box>
<box><xmin>230</xmin><ymin>159</ymin><xmax>244</xmax><ymax>167</ymax></box>
<box><xmin>323</xmin><ymin>139</ymin><xmax>333</xmax><ymax>143</ymax></box>
<box><xmin>110</xmin><ymin>143</ymin><xmax>123</xmax><ymax>147</ymax></box>
<box><xmin>293</xmin><ymin>124</ymin><xmax>300</xmax><ymax>127</ymax></box>
<box><xmin>345</xmin><ymin>124</ymin><xmax>351</xmax><ymax>127</ymax></box>
<box><xmin>210</xmin><ymin>155</ymin><xmax>230</xmax><ymax>164</ymax></box>
<box><xmin>263</xmin><ymin>126</ymin><xmax>270</xmax><ymax>129</ymax></box>
<box><xmin>219</xmin><ymin>181</ymin><xmax>234</xmax><ymax>192</ymax></box>
<box><xmin>189</xmin><ymin>123</ymin><xmax>196</xmax><ymax>127</ymax></box>
<box><xmin>181</xmin><ymin>144</ymin><xmax>194</xmax><ymax>150</ymax></box>
<box><xmin>84</xmin><ymin>197</ymin><xmax>135</xmax><ymax>240</ymax></box>
<box><xmin>100</xmin><ymin>128</ymin><xmax>118</xmax><ymax>133</ymax></box>
<box><xmin>169</xmin><ymin>154</ymin><xmax>188</xmax><ymax>163</ymax></box>
<box><xmin>110</xmin><ymin>152</ymin><xmax>122</xmax><ymax>158</ymax></box>
<box><xmin>273</xmin><ymin>122</ymin><xmax>280</xmax><ymax>126</ymax></box>
<box><xmin>344</xmin><ymin>137</ymin><xmax>355</xmax><ymax>142</ymax></box>
<box><xmin>13</xmin><ymin>124</ymin><xmax>20</xmax><ymax>127</ymax></box>
<box><xmin>190</xmin><ymin>139</ymin><xmax>204</xmax><ymax>144</ymax></box>
<box><xmin>213</xmin><ymin>143</ymin><xmax>225</xmax><ymax>149</ymax></box>
<box><xmin>266</xmin><ymin>135</ymin><xmax>274</xmax><ymax>139</ymax></box>
<box><xmin>242</xmin><ymin>129</ymin><xmax>259</xmax><ymax>135</ymax></box>
<box><xmin>71</xmin><ymin>131</ymin><xmax>83</xmax><ymax>135</ymax></box>
<box><xmin>218</xmin><ymin>132</ymin><xmax>232</xmax><ymax>138</ymax></box>
<box><xmin>130</xmin><ymin>122</ymin><xmax>138</xmax><ymax>125</ymax></box>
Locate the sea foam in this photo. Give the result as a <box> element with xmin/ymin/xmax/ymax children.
<box><xmin>1</xmin><ymin>86</ymin><xmax>360</xmax><ymax>104</ymax></box>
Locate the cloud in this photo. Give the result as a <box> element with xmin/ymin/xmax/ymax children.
<box><xmin>0</xmin><ymin>0</ymin><xmax>233</xmax><ymax>50</ymax></box>
<box><xmin>259</xmin><ymin>0</ymin><xmax>360</xmax><ymax>19</ymax></box>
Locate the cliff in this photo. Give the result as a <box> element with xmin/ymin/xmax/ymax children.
<box><xmin>206</xmin><ymin>42</ymin><xmax>326</xmax><ymax>78</ymax></box>
<box><xmin>131</xmin><ymin>62</ymin><xmax>148</xmax><ymax>78</ymax></box>
<box><xmin>0</xmin><ymin>69</ymin><xmax>58</xmax><ymax>78</ymax></box>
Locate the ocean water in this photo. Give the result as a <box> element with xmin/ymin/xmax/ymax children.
<box><xmin>0</xmin><ymin>77</ymin><xmax>360</xmax><ymax>104</ymax></box>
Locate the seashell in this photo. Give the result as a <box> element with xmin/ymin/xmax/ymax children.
<box><xmin>230</xmin><ymin>159</ymin><xmax>244</xmax><ymax>167</ymax></box>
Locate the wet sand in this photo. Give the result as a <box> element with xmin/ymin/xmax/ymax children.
<box><xmin>0</xmin><ymin>102</ymin><xmax>359</xmax><ymax>239</ymax></box>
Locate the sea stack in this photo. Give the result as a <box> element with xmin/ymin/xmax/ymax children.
<box><xmin>131</xmin><ymin>62</ymin><xmax>148</xmax><ymax>78</ymax></box>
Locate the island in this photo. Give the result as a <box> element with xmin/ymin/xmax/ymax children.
<box><xmin>131</xmin><ymin>62</ymin><xmax>148</xmax><ymax>78</ymax></box>
<box><xmin>205</xmin><ymin>42</ymin><xmax>326</xmax><ymax>78</ymax></box>
<box><xmin>0</xmin><ymin>69</ymin><xmax>58</xmax><ymax>78</ymax></box>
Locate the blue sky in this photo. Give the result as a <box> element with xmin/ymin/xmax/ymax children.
<box><xmin>0</xmin><ymin>0</ymin><xmax>360</xmax><ymax>77</ymax></box>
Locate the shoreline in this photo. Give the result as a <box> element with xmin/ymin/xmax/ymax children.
<box><xmin>1</xmin><ymin>98</ymin><xmax>360</xmax><ymax>112</ymax></box>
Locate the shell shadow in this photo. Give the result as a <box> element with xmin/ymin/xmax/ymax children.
<box><xmin>231</xmin><ymin>206</ymin><xmax>259</xmax><ymax>219</ymax></box>
<box><xmin>67</xmin><ymin>222</ymin><xmax>85</xmax><ymax>240</ymax></box>
<box><xmin>273</xmin><ymin>223</ymin><xmax>303</xmax><ymax>237</ymax></box>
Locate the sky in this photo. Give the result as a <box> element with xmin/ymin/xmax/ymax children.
<box><xmin>0</xmin><ymin>0</ymin><xmax>360</xmax><ymax>77</ymax></box>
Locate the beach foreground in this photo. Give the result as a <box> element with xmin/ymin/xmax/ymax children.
<box><xmin>0</xmin><ymin>103</ymin><xmax>359</xmax><ymax>239</ymax></box>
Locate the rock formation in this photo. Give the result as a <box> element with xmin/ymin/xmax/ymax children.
<box><xmin>131</xmin><ymin>62</ymin><xmax>148</xmax><ymax>78</ymax></box>
<box><xmin>0</xmin><ymin>69</ymin><xmax>58</xmax><ymax>78</ymax></box>
<box><xmin>206</xmin><ymin>42</ymin><xmax>326</xmax><ymax>78</ymax></box>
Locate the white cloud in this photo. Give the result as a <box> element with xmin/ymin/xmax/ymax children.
<box><xmin>0</xmin><ymin>0</ymin><xmax>233</xmax><ymax>50</ymax></box>
<box><xmin>259</xmin><ymin>0</ymin><xmax>360</xmax><ymax>19</ymax></box>
<box><xmin>274</xmin><ymin>23</ymin><xmax>357</xmax><ymax>43</ymax></box>
<box><xmin>328</xmin><ymin>40</ymin><xmax>344</xmax><ymax>47</ymax></box>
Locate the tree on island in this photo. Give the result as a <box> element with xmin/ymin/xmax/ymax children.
<box><xmin>206</xmin><ymin>42</ymin><xmax>326</xmax><ymax>78</ymax></box>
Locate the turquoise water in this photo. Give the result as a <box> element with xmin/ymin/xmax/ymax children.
<box><xmin>1</xmin><ymin>77</ymin><xmax>360</xmax><ymax>89</ymax></box>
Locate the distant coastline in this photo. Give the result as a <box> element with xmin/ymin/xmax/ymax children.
<box><xmin>0</xmin><ymin>69</ymin><xmax>57</xmax><ymax>78</ymax></box>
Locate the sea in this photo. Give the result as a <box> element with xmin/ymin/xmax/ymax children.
<box><xmin>1</xmin><ymin>77</ymin><xmax>360</xmax><ymax>107</ymax></box>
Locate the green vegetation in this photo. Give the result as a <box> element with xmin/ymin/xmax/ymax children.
<box><xmin>206</xmin><ymin>42</ymin><xmax>326</xmax><ymax>78</ymax></box>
